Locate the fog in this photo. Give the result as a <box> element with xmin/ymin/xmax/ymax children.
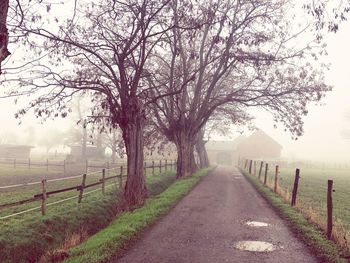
<box><xmin>212</xmin><ymin>20</ymin><xmax>350</xmax><ymax>163</ymax></box>
<box><xmin>1</xmin><ymin>12</ymin><xmax>350</xmax><ymax>163</ymax></box>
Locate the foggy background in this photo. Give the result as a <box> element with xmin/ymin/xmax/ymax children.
<box><xmin>1</xmin><ymin>17</ymin><xmax>350</xmax><ymax>163</ymax></box>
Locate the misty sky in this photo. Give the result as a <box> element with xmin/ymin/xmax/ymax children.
<box><xmin>227</xmin><ymin>20</ymin><xmax>350</xmax><ymax>162</ymax></box>
<box><xmin>1</xmin><ymin>7</ymin><xmax>350</xmax><ymax>163</ymax></box>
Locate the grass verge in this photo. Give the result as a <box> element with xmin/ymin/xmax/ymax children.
<box><xmin>240</xmin><ymin>169</ymin><xmax>347</xmax><ymax>263</ymax></box>
<box><xmin>0</xmin><ymin>171</ymin><xmax>176</xmax><ymax>263</ymax></box>
<box><xmin>63</xmin><ymin>167</ymin><xmax>214</xmax><ymax>263</ymax></box>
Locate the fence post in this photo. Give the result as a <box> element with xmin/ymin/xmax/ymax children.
<box><xmin>264</xmin><ymin>163</ymin><xmax>268</xmax><ymax>185</ymax></box>
<box><xmin>78</xmin><ymin>174</ymin><xmax>87</xmax><ymax>203</ymax></box>
<box><xmin>274</xmin><ymin>165</ymin><xmax>279</xmax><ymax>193</ymax></box>
<box><xmin>258</xmin><ymin>161</ymin><xmax>263</xmax><ymax>179</ymax></box>
<box><xmin>291</xmin><ymin>168</ymin><xmax>300</xmax><ymax>206</ymax></box>
<box><xmin>63</xmin><ymin>159</ymin><xmax>66</xmax><ymax>174</ymax></box>
<box><xmin>165</xmin><ymin>159</ymin><xmax>168</xmax><ymax>172</ymax></box>
<box><xmin>14</xmin><ymin>158</ymin><xmax>16</xmax><ymax>169</ymax></box>
<box><xmin>159</xmin><ymin>160</ymin><xmax>162</xmax><ymax>174</ymax></box>
<box><xmin>101</xmin><ymin>169</ymin><xmax>105</xmax><ymax>194</ymax></box>
<box><xmin>107</xmin><ymin>162</ymin><xmax>110</xmax><ymax>176</ymax></box>
<box><xmin>249</xmin><ymin>160</ymin><xmax>252</xmax><ymax>174</ymax></box>
<box><xmin>152</xmin><ymin>160</ymin><xmax>155</xmax><ymax>175</ymax></box>
<box><xmin>46</xmin><ymin>159</ymin><xmax>49</xmax><ymax>171</ymax></box>
<box><xmin>327</xmin><ymin>180</ymin><xmax>334</xmax><ymax>240</ymax></box>
<box><xmin>119</xmin><ymin>166</ymin><xmax>123</xmax><ymax>190</ymax></box>
<box><xmin>28</xmin><ymin>158</ymin><xmax>31</xmax><ymax>169</ymax></box>
<box><xmin>85</xmin><ymin>160</ymin><xmax>88</xmax><ymax>173</ymax></box>
<box><xmin>254</xmin><ymin>161</ymin><xmax>256</xmax><ymax>176</ymax></box>
<box><xmin>41</xmin><ymin>179</ymin><xmax>47</xmax><ymax>216</ymax></box>
<box><xmin>244</xmin><ymin>159</ymin><xmax>248</xmax><ymax>169</ymax></box>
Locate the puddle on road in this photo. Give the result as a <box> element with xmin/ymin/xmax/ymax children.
<box><xmin>245</xmin><ymin>221</ymin><xmax>270</xmax><ymax>227</ymax></box>
<box><xmin>234</xmin><ymin>241</ymin><xmax>276</xmax><ymax>252</ymax></box>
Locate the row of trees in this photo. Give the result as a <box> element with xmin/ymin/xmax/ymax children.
<box><xmin>0</xmin><ymin>0</ymin><xmax>340</xmax><ymax>207</ymax></box>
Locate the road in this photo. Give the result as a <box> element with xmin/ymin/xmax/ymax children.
<box><xmin>115</xmin><ymin>166</ymin><xmax>319</xmax><ymax>263</ymax></box>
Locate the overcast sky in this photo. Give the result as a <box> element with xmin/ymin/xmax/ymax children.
<box><xmin>1</xmin><ymin>4</ymin><xmax>350</xmax><ymax>162</ymax></box>
<box><xmin>226</xmin><ymin>20</ymin><xmax>350</xmax><ymax>162</ymax></box>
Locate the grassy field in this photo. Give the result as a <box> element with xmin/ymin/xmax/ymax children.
<box><xmin>0</xmin><ymin>164</ymin><xmax>177</xmax><ymax>263</ymax></box>
<box><xmin>259</xmin><ymin>164</ymin><xmax>350</xmax><ymax>253</ymax></box>
<box><xmin>241</xmin><ymin>169</ymin><xmax>347</xmax><ymax>263</ymax></box>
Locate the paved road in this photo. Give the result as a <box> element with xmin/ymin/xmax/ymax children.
<box><xmin>115</xmin><ymin>166</ymin><xmax>318</xmax><ymax>263</ymax></box>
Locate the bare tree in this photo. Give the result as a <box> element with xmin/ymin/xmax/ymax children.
<box><xmin>150</xmin><ymin>0</ymin><xmax>331</xmax><ymax>178</ymax></box>
<box><xmin>6</xmin><ymin>0</ymin><xmax>183</xmax><ymax>207</ymax></box>
<box><xmin>195</xmin><ymin>106</ymin><xmax>252</xmax><ymax>169</ymax></box>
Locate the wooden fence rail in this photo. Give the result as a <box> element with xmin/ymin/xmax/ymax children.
<box><xmin>0</xmin><ymin>159</ymin><xmax>176</xmax><ymax>219</ymax></box>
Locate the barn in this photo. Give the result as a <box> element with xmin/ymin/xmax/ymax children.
<box><xmin>0</xmin><ymin>144</ymin><xmax>34</xmax><ymax>159</ymax></box>
<box><xmin>205</xmin><ymin>129</ymin><xmax>282</xmax><ymax>165</ymax></box>
<box><xmin>236</xmin><ymin>129</ymin><xmax>282</xmax><ymax>159</ymax></box>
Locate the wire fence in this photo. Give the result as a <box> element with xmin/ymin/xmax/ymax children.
<box><xmin>239</xmin><ymin>158</ymin><xmax>350</xmax><ymax>254</ymax></box>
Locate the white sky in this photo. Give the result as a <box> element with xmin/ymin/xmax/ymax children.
<box><xmin>223</xmin><ymin>20</ymin><xmax>350</xmax><ymax>162</ymax></box>
<box><xmin>1</xmin><ymin>3</ymin><xmax>350</xmax><ymax>162</ymax></box>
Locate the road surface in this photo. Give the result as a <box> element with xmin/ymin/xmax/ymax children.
<box><xmin>115</xmin><ymin>166</ymin><xmax>318</xmax><ymax>263</ymax></box>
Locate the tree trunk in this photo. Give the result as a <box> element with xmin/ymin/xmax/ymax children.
<box><xmin>82</xmin><ymin>122</ymin><xmax>87</xmax><ymax>160</ymax></box>
<box><xmin>111</xmin><ymin>130</ymin><xmax>117</xmax><ymax>164</ymax></box>
<box><xmin>174</xmin><ymin>130</ymin><xmax>197</xmax><ymax>178</ymax></box>
<box><xmin>0</xmin><ymin>0</ymin><xmax>10</xmax><ymax>72</ymax></box>
<box><xmin>195</xmin><ymin>140</ymin><xmax>210</xmax><ymax>168</ymax></box>
<box><xmin>120</xmin><ymin>104</ymin><xmax>147</xmax><ymax>207</ymax></box>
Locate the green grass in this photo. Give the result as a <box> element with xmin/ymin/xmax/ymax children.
<box><xmin>63</xmin><ymin>167</ymin><xmax>214</xmax><ymax>263</ymax></box>
<box><xmin>0</xmin><ymin>170</ymin><xmax>177</xmax><ymax>263</ymax></box>
<box><xmin>273</xmin><ymin>167</ymin><xmax>350</xmax><ymax>231</ymax></box>
<box><xmin>241</xmin><ymin>168</ymin><xmax>348</xmax><ymax>263</ymax></box>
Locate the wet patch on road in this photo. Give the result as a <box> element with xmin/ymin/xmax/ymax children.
<box><xmin>233</xmin><ymin>241</ymin><xmax>277</xmax><ymax>252</ymax></box>
<box><xmin>245</xmin><ymin>221</ymin><xmax>270</xmax><ymax>227</ymax></box>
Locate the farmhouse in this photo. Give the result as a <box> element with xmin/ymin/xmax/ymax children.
<box><xmin>205</xmin><ymin>129</ymin><xmax>282</xmax><ymax>165</ymax></box>
<box><xmin>0</xmin><ymin>144</ymin><xmax>34</xmax><ymax>159</ymax></box>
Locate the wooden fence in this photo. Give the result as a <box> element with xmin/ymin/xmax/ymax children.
<box><xmin>0</xmin><ymin>157</ymin><xmax>175</xmax><ymax>174</ymax></box>
<box><xmin>240</xmin><ymin>158</ymin><xmax>335</xmax><ymax>240</ymax></box>
<box><xmin>0</xmin><ymin>159</ymin><xmax>176</xmax><ymax>220</ymax></box>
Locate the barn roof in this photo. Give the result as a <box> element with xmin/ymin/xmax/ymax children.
<box><xmin>240</xmin><ymin>129</ymin><xmax>282</xmax><ymax>148</ymax></box>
